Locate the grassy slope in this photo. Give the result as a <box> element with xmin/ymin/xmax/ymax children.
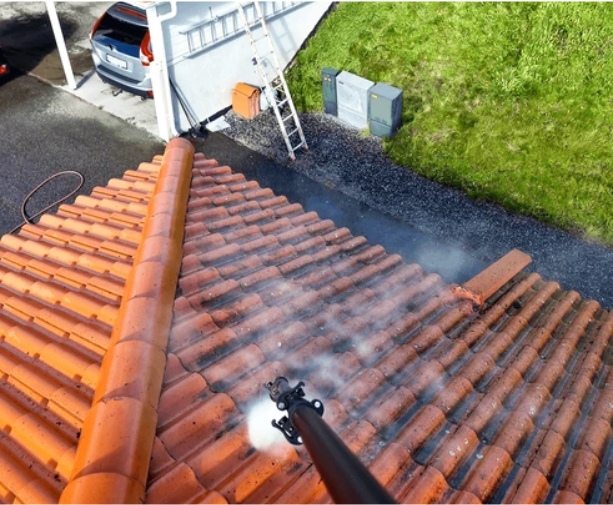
<box><xmin>287</xmin><ymin>2</ymin><xmax>613</xmax><ymax>244</ymax></box>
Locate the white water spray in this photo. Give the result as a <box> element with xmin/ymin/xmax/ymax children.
<box><xmin>246</xmin><ymin>396</ymin><xmax>292</xmax><ymax>455</ymax></box>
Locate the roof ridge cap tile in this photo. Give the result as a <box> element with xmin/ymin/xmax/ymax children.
<box><xmin>455</xmin><ymin>249</ymin><xmax>532</xmax><ymax>306</ymax></box>
<box><xmin>59</xmin><ymin>138</ymin><xmax>194</xmax><ymax>505</ymax></box>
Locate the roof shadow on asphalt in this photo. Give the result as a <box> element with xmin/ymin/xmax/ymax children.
<box><xmin>0</xmin><ymin>12</ymin><xmax>78</xmax><ymax>76</ymax></box>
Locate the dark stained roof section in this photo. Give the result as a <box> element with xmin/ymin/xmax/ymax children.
<box><xmin>0</xmin><ymin>140</ymin><xmax>611</xmax><ymax>504</ymax></box>
<box><xmin>146</xmin><ymin>152</ymin><xmax>613</xmax><ymax>504</ymax></box>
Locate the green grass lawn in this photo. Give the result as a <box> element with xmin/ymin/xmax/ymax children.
<box><xmin>287</xmin><ymin>2</ymin><xmax>613</xmax><ymax>245</ymax></box>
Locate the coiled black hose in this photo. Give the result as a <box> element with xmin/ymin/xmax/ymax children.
<box><xmin>9</xmin><ymin>170</ymin><xmax>84</xmax><ymax>234</ymax></box>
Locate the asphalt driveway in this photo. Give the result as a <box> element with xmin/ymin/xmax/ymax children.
<box><xmin>0</xmin><ymin>70</ymin><xmax>164</xmax><ymax>234</ymax></box>
<box><xmin>0</xmin><ymin>2</ymin><xmax>164</xmax><ymax>232</ymax></box>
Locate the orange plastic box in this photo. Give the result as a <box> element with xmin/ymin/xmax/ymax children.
<box><xmin>232</xmin><ymin>83</ymin><xmax>261</xmax><ymax>119</ymax></box>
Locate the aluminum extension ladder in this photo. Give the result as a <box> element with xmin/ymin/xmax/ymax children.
<box><xmin>236</xmin><ymin>1</ymin><xmax>307</xmax><ymax>160</ymax></box>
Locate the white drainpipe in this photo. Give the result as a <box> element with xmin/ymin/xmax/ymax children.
<box><xmin>45</xmin><ymin>0</ymin><xmax>76</xmax><ymax>89</ymax></box>
<box><xmin>147</xmin><ymin>1</ymin><xmax>179</xmax><ymax>141</ymax></box>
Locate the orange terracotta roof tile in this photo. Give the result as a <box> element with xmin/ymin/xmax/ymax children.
<box><xmin>456</xmin><ymin>249</ymin><xmax>532</xmax><ymax>305</ymax></box>
<box><xmin>146</xmin><ymin>462</ymin><xmax>226</xmax><ymax>504</ymax></box>
<box><xmin>2</xmin><ymin>139</ymin><xmax>612</xmax><ymax>504</ymax></box>
<box><xmin>0</xmin><ymin>139</ymin><xmax>193</xmax><ymax>503</ymax></box>
<box><xmin>143</xmin><ymin>150</ymin><xmax>613</xmax><ymax>504</ymax></box>
<box><xmin>0</xmin><ymin>433</ymin><xmax>66</xmax><ymax>503</ymax></box>
<box><xmin>60</xmin><ymin>138</ymin><xmax>194</xmax><ymax>504</ymax></box>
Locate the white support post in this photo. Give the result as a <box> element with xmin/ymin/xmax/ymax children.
<box><xmin>45</xmin><ymin>0</ymin><xmax>76</xmax><ymax>90</ymax></box>
<box><xmin>147</xmin><ymin>1</ymin><xmax>179</xmax><ymax>142</ymax></box>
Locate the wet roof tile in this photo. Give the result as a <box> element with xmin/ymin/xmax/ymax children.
<box><xmin>144</xmin><ymin>150</ymin><xmax>613</xmax><ymax>505</ymax></box>
<box><xmin>1</xmin><ymin>141</ymin><xmax>612</xmax><ymax>504</ymax></box>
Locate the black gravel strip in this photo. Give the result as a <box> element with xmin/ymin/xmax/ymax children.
<box><xmin>221</xmin><ymin>110</ymin><xmax>613</xmax><ymax>310</ymax></box>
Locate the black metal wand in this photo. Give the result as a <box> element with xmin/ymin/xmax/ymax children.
<box><xmin>265</xmin><ymin>377</ymin><xmax>396</xmax><ymax>504</ymax></box>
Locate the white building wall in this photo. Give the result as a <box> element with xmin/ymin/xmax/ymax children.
<box><xmin>149</xmin><ymin>1</ymin><xmax>331</xmax><ymax>135</ymax></box>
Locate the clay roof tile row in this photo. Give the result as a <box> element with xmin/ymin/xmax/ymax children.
<box><xmin>0</xmin><ymin>141</ymin><xmax>182</xmax><ymax>504</ymax></box>
<box><xmin>148</xmin><ymin>151</ymin><xmax>613</xmax><ymax>504</ymax></box>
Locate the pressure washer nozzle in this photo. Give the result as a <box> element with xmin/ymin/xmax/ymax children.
<box><xmin>264</xmin><ymin>376</ymin><xmax>292</xmax><ymax>405</ymax></box>
<box><xmin>264</xmin><ymin>377</ymin><xmax>324</xmax><ymax>445</ymax></box>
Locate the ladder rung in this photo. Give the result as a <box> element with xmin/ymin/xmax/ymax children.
<box><xmin>287</xmin><ymin>127</ymin><xmax>300</xmax><ymax>137</ymax></box>
<box><xmin>291</xmin><ymin>141</ymin><xmax>305</xmax><ymax>151</ymax></box>
<box><xmin>277</xmin><ymin>98</ymin><xmax>289</xmax><ymax>107</ymax></box>
<box><xmin>264</xmin><ymin>72</ymin><xmax>281</xmax><ymax>83</ymax></box>
<box><xmin>282</xmin><ymin>114</ymin><xmax>294</xmax><ymax>122</ymax></box>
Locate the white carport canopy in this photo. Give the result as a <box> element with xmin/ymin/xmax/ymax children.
<box><xmin>39</xmin><ymin>1</ymin><xmax>332</xmax><ymax>142</ymax></box>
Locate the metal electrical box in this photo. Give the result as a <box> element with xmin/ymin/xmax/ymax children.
<box><xmin>232</xmin><ymin>82</ymin><xmax>261</xmax><ymax>119</ymax></box>
<box><xmin>368</xmin><ymin>83</ymin><xmax>403</xmax><ymax>138</ymax></box>
<box><xmin>336</xmin><ymin>71</ymin><xmax>374</xmax><ymax>129</ymax></box>
<box><xmin>322</xmin><ymin>67</ymin><xmax>340</xmax><ymax>115</ymax></box>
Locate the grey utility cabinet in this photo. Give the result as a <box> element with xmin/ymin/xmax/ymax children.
<box><xmin>368</xmin><ymin>82</ymin><xmax>403</xmax><ymax>137</ymax></box>
<box><xmin>336</xmin><ymin>71</ymin><xmax>374</xmax><ymax>129</ymax></box>
<box><xmin>322</xmin><ymin>67</ymin><xmax>340</xmax><ymax>115</ymax></box>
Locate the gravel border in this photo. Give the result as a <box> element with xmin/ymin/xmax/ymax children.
<box><xmin>221</xmin><ymin>109</ymin><xmax>613</xmax><ymax>310</ymax></box>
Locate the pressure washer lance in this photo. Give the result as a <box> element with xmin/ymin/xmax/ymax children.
<box><xmin>265</xmin><ymin>377</ymin><xmax>396</xmax><ymax>504</ymax></box>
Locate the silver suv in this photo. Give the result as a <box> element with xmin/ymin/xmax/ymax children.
<box><xmin>90</xmin><ymin>2</ymin><xmax>153</xmax><ymax>97</ymax></box>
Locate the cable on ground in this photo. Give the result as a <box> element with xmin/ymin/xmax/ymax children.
<box><xmin>9</xmin><ymin>170</ymin><xmax>84</xmax><ymax>234</ymax></box>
